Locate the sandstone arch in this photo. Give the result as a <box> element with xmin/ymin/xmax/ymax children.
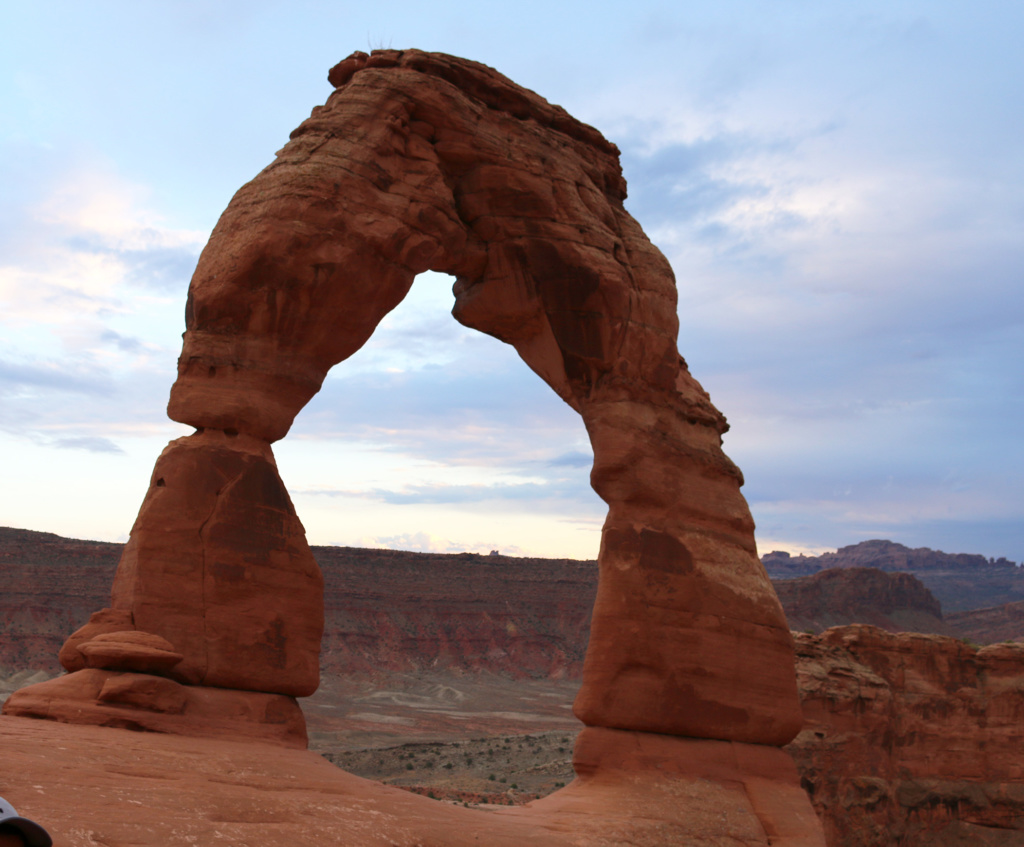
<box><xmin>14</xmin><ymin>48</ymin><xmax>798</xmax><ymax>741</ymax></box>
<box><xmin>159</xmin><ymin>47</ymin><xmax>801</xmax><ymax>742</ymax></box>
<box><xmin>13</xmin><ymin>48</ymin><xmax>803</xmax><ymax>742</ymax></box>
<box><xmin>4</xmin><ymin>52</ymin><xmax>827</xmax><ymax>842</ymax></box>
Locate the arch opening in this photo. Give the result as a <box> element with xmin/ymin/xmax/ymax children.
<box><xmin>277</xmin><ymin>269</ymin><xmax>604</xmax><ymax>560</ymax></box>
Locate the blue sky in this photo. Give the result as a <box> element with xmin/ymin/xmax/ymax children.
<box><xmin>2</xmin><ymin>1</ymin><xmax>1021</xmax><ymax>561</ymax></box>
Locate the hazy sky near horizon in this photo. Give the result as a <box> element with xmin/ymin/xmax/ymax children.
<box><xmin>2</xmin><ymin>1</ymin><xmax>1021</xmax><ymax>562</ymax></box>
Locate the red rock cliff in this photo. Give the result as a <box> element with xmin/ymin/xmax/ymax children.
<box><xmin>774</xmin><ymin>567</ymin><xmax>957</xmax><ymax>637</ymax></box>
<box><xmin>788</xmin><ymin>625</ymin><xmax>1024</xmax><ymax>845</ymax></box>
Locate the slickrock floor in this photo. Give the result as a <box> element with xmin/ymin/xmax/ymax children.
<box><xmin>0</xmin><ymin>716</ymin><xmax>822</xmax><ymax>846</ymax></box>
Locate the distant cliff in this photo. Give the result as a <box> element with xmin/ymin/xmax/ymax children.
<box><xmin>0</xmin><ymin>527</ymin><xmax>596</xmax><ymax>678</ymax></box>
<box><xmin>315</xmin><ymin>545</ymin><xmax>595</xmax><ymax>679</ymax></box>
<box><xmin>6</xmin><ymin>528</ymin><xmax>1024</xmax><ymax>677</ymax></box>
<box><xmin>763</xmin><ymin>539</ymin><xmax>1024</xmax><ymax>612</ymax></box>
<box><xmin>774</xmin><ymin>567</ymin><xmax>958</xmax><ymax>637</ymax></box>
<box><xmin>0</xmin><ymin>528</ymin><xmax>118</xmax><ymax>672</ymax></box>
<box><xmin>947</xmin><ymin>601</ymin><xmax>1024</xmax><ymax>646</ymax></box>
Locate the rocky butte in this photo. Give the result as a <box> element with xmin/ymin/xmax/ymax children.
<box><xmin>4</xmin><ymin>49</ymin><xmax>830</xmax><ymax>844</ymax></box>
<box><xmin>763</xmin><ymin>540</ymin><xmax>1024</xmax><ymax>613</ymax></box>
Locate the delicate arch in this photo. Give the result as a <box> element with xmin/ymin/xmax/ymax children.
<box><xmin>58</xmin><ymin>50</ymin><xmax>801</xmax><ymax>745</ymax></box>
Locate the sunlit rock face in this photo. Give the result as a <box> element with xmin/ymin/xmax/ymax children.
<box><xmin>165</xmin><ymin>48</ymin><xmax>802</xmax><ymax>744</ymax></box>
<box><xmin>5</xmin><ymin>49</ymin><xmax>821</xmax><ymax>844</ymax></box>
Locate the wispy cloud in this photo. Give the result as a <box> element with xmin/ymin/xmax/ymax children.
<box><xmin>546</xmin><ymin>451</ymin><xmax>592</xmax><ymax>468</ymax></box>
<box><xmin>0</xmin><ymin>357</ymin><xmax>114</xmax><ymax>397</ymax></box>
<box><xmin>0</xmin><ymin>163</ymin><xmax>202</xmax><ymax>442</ymax></box>
<box><xmin>51</xmin><ymin>436</ymin><xmax>124</xmax><ymax>454</ymax></box>
<box><xmin>300</xmin><ymin>478</ymin><xmax>591</xmax><ymax>507</ymax></box>
<box><xmin>0</xmin><ymin>167</ymin><xmax>203</xmax><ymax>329</ymax></box>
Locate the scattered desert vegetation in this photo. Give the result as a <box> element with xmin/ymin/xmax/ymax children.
<box><xmin>320</xmin><ymin>730</ymin><xmax>576</xmax><ymax>805</ymax></box>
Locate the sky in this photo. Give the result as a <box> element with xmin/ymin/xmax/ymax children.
<box><xmin>1</xmin><ymin>1</ymin><xmax>1021</xmax><ymax>563</ymax></box>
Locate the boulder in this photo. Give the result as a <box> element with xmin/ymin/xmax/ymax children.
<box><xmin>78</xmin><ymin>631</ymin><xmax>184</xmax><ymax>675</ymax></box>
<box><xmin>58</xmin><ymin>607</ymin><xmax>135</xmax><ymax>673</ymax></box>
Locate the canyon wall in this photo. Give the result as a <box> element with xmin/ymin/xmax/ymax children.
<box><xmin>947</xmin><ymin>602</ymin><xmax>1024</xmax><ymax>646</ymax></box>
<box><xmin>788</xmin><ymin>626</ymin><xmax>1024</xmax><ymax>846</ymax></box>
<box><xmin>0</xmin><ymin>529</ymin><xmax>117</xmax><ymax>672</ymax></box>
<box><xmin>317</xmin><ymin>546</ymin><xmax>595</xmax><ymax>678</ymax></box>
<box><xmin>0</xmin><ymin>529</ymin><xmax>596</xmax><ymax>678</ymax></box>
<box><xmin>8</xmin><ymin>528</ymin><xmax>1022</xmax><ymax>679</ymax></box>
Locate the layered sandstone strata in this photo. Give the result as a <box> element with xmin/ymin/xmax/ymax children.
<box><xmin>774</xmin><ymin>567</ymin><xmax>957</xmax><ymax>636</ymax></box>
<box><xmin>788</xmin><ymin>625</ymin><xmax>1024</xmax><ymax>845</ymax></box>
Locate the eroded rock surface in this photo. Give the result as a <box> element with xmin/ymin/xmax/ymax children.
<box><xmin>1</xmin><ymin>715</ymin><xmax>825</xmax><ymax>847</ymax></box>
<box><xmin>106</xmin><ymin>430</ymin><xmax>323</xmax><ymax>695</ymax></box>
<box><xmin>947</xmin><ymin>601</ymin><xmax>1024</xmax><ymax>645</ymax></box>
<box><xmin>788</xmin><ymin>625</ymin><xmax>1024</xmax><ymax>845</ymax></box>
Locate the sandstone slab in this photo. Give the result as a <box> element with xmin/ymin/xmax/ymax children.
<box><xmin>58</xmin><ymin>608</ymin><xmax>135</xmax><ymax>673</ymax></box>
<box><xmin>0</xmin><ymin>716</ymin><xmax>824</xmax><ymax>846</ymax></box>
<box><xmin>78</xmin><ymin>630</ymin><xmax>184</xmax><ymax>674</ymax></box>
<box><xmin>2</xmin><ymin>671</ymin><xmax>307</xmax><ymax>748</ymax></box>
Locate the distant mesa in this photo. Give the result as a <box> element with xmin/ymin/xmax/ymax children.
<box><xmin>764</xmin><ymin>538</ymin><xmax>1024</xmax><ymax>613</ymax></box>
<box><xmin>763</xmin><ymin>538</ymin><xmax>1019</xmax><ymax>576</ymax></box>
<box><xmin>774</xmin><ymin>566</ymin><xmax>959</xmax><ymax>637</ymax></box>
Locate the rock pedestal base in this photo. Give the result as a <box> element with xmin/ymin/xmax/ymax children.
<box><xmin>528</xmin><ymin>727</ymin><xmax>826</xmax><ymax>846</ymax></box>
<box><xmin>1</xmin><ymin>670</ymin><xmax>307</xmax><ymax>748</ymax></box>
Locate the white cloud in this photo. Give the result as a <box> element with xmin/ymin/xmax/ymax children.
<box><xmin>0</xmin><ymin>162</ymin><xmax>204</xmax><ymax>459</ymax></box>
<box><xmin>0</xmin><ymin>166</ymin><xmax>204</xmax><ymax>333</ymax></box>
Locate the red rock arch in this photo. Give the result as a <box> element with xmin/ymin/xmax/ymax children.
<box><xmin>25</xmin><ymin>50</ymin><xmax>801</xmax><ymax>748</ymax></box>
<box><xmin>157</xmin><ymin>49</ymin><xmax>802</xmax><ymax>745</ymax></box>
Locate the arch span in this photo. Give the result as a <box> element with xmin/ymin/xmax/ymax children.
<box><xmin>46</xmin><ymin>50</ymin><xmax>801</xmax><ymax>745</ymax></box>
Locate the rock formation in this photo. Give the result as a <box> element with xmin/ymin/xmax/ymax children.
<box><xmin>774</xmin><ymin>567</ymin><xmax>957</xmax><ymax>637</ymax></box>
<box><xmin>946</xmin><ymin>601</ymin><xmax>1024</xmax><ymax>645</ymax></box>
<box><xmin>4</xmin><ymin>50</ymin><xmax>822</xmax><ymax>843</ymax></box>
<box><xmin>788</xmin><ymin>625</ymin><xmax>1024</xmax><ymax>845</ymax></box>
<box><xmin>171</xmin><ymin>47</ymin><xmax>802</xmax><ymax>745</ymax></box>
<box><xmin>9</xmin><ymin>527</ymin><xmax>1024</xmax><ymax>841</ymax></box>
<box><xmin>8</xmin><ymin>527</ymin><xmax>1024</xmax><ymax>680</ymax></box>
<box><xmin>763</xmin><ymin>540</ymin><xmax>1024</xmax><ymax>613</ymax></box>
